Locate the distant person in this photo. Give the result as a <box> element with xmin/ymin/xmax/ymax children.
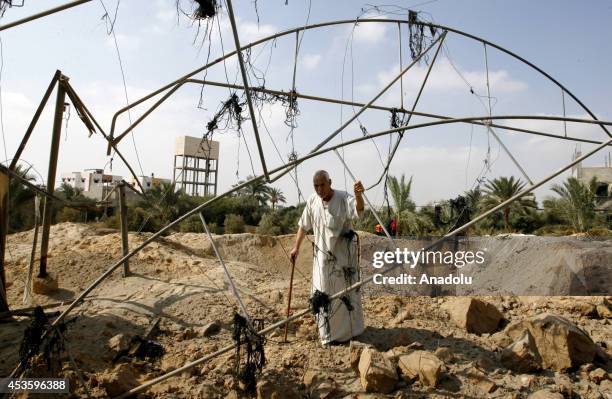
<box><xmin>375</xmin><ymin>223</ymin><xmax>383</xmax><ymax>235</ymax></box>
<box><xmin>390</xmin><ymin>217</ymin><xmax>397</xmax><ymax>237</ymax></box>
<box><xmin>291</xmin><ymin>170</ymin><xmax>365</xmax><ymax>345</ymax></box>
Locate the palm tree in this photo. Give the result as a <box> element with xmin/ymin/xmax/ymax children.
<box><xmin>549</xmin><ymin>176</ymin><xmax>597</xmax><ymax>232</ymax></box>
<box><xmin>144</xmin><ymin>182</ymin><xmax>185</xmax><ymax>223</ymax></box>
<box><xmin>267</xmin><ymin>187</ymin><xmax>286</xmax><ymax>210</ymax></box>
<box><xmin>387</xmin><ymin>174</ymin><xmax>416</xmax><ymax>235</ymax></box>
<box><xmin>8</xmin><ymin>165</ymin><xmax>36</xmax><ymax>231</ymax></box>
<box><xmin>481</xmin><ymin>176</ymin><xmax>536</xmax><ymax>231</ymax></box>
<box><xmin>232</xmin><ymin>175</ymin><xmax>270</xmax><ymax>207</ymax></box>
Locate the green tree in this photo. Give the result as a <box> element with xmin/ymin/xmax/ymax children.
<box><xmin>232</xmin><ymin>175</ymin><xmax>270</xmax><ymax>207</ymax></box>
<box><xmin>481</xmin><ymin>176</ymin><xmax>536</xmax><ymax>231</ymax></box>
<box><xmin>7</xmin><ymin>165</ymin><xmax>36</xmax><ymax>232</ymax></box>
<box><xmin>267</xmin><ymin>187</ymin><xmax>286</xmax><ymax>210</ymax></box>
<box><xmin>387</xmin><ymin>174</ymin><xmax>420</xmax><ymax>236</ymax></box>
<box><xmin>549</xmin><ymin>176</ymin><xmax>598</xmax><ymax>232</ymax></box>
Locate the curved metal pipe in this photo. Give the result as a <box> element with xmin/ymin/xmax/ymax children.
<box><xmin>108</xmin><ymin>18</ymin><xmax>610</xmax><ymax>146</ymax></box>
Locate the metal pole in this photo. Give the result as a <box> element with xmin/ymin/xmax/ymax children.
<box><xmin>0</xmin><ymin>0</ymin><xmax>94</xmax><ymax>31</ymax></box>
<box><xmin>225</xmin><ymin>0</ymin><xmax>270</xmax><ymax>181</ymax></box>
<box><xmin>113</xmin><ymin>77</ymin><xmax>610</xmax><ymax>149</ymax></box>
<box><xmin>62</xmin><ymin>82</ymin><xmax>148</xmax><ymax>195</ymax></box>
<box><xmin>118</xmin><ymin>183</ymin><xmax>130</xmax><ymax>277</ymax></box>
<box><xmin>106</xmin><ymin>18</ymin><xmax>610</xmax><ymax>143</ymax></box>
<box><xmin>0</xmin><ymin>167</ymin><xmax>8</xmax><ymax>312</ymax></box>
<box><xmin>39</xmin><ymin>76</ymin><xmax>68</xmax><ymax>278</ymax></box>
<box><xmin>485</xmin><ymin>123</ymin><xmax>533</xmax><ymax>184</ymax></box>
<box><xmin>333</xmin><ymin>150</ymin><xmax>392</xmax><ymax>240</ymax></box>
<box><xmin>198</xmin><ymin>213</ymin><xmax>251</xmax><ymax>323</ymax></box>
<box><xmin>24</xmin><ymin>195</ymin><xmax>41</xmax><ymax>304</ymax></box>
<box><xmin>10</xmin><ymin>71</ymin><xmax>61</xmax><ymax>170</ymax></box>
<box><xmin>370</xmin><ymin>33</ymin><xmax>446</xmax><ymax>189</ymax></box>
<box><xmin>316</xmin><ymin>32</ymin><xmax>445</xmax><ymax>154</ymax></box>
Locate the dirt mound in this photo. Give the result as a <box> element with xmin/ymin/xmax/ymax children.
<box><xmin>1</xmin><ymin>223</ymin><xmax>610</xmax><ymax>398</ymax></box>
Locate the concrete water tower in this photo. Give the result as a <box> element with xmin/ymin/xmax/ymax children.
<box><xmin>173</xmin><ymin>136</ymin><xmax>219</xmax><ymax>196</ymax></box>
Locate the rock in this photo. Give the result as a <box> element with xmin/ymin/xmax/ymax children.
<box><xmin>554</xmin><ymin>374</ymin><xmax>573</xmax><ymax>397</ymax></box>
<box><xmin>256</xmin><ymin>378</ymin><xmax>300</xmax><ymax>399</ymax></box>
<box><xmin>600</xmin><ymin>379</ymin><xmax>612</xmax><ymax>392</ymax></box>
<box><xmin>398</xmin><ymin>350</ymin><xmax>443</xmax><ymax>387</ymax></box>
<box><xmin>107</xmin><ymin>333</ymin><xmax>131</xmax><ymax>355</ymax></box>
<box><xmin>527</xmin><ymin>390</ymin><xmax>564</xmax><ymax>399</ymax></box>
<box><xmin>390</xmin><ymin>309</ymin><xmax>412</xmax><ymax>326</ymax></box>
<box><xmin>596</xmin><ymin>304</ymin><xmax>612</xmax><ymax>319</ymax></box>
<box><xmin>491</xmin><ymin>331</ymin><xmax>514</xmax><ymax>349</ymax></box>
<box><xmin>474</xmin><ymin>353</ymin><xmax>496</xmax><ymax>371</ymax></box>
<box><xmin>311</xmin><ymin>380</ymin><xmax>338</xmax><ymax>399</ymax></box>
<box><xmin>589</xmin><ymin>368</ymin><xmax>608</xmax><ymax>384</ymax></box>
<box><xmin>463</xmin><ymin>367</ymin><xmax>497</xmax><ymax>394</ymax></box>
<box><xmin>434</xmin><ymin>347</ymin><xmax>453</xmax><ymax>363</ymax></box>
<box><xmin>349</xmin><ymin>342</ymin><xmax>370</xmax><ymax>374</ymax></box>
<box><xmin>99</xmin><ymin>363</ymin><xmax>139</xmax><ymax>397</ymax></box>
<box><xmin>518</xmin><ymin>374</ymin><xmax>536</xmax><ymax>390</ymax></box>
<box><xmin>32</xmin><ymin>273</ymin><xmax>58</xmax><ymax>294</ymax></box>
<box><xmin>198</xmin><ymin>321</ymin><xmax>221</xmax><ymax>337</ymax></box>
<box><xmin>565</xmin><ymin>301</ymin><xmax>598</xmax><ymax>317</ymax></box>
<box><xmin>358</xmin><ymin>347</ymin><xmax>398</xmax><ymax>393</ymax></box>
<box><xmin>501</xmin><ymin>331</ymin><xmax>542</xmax><ymax>373</ymax></box>
<box><xmin>441</xmin><ymin>298</ymin><xmax>503</xmax><ymax>334</ymax></box>
<box><xmin>505</xmin><ymin>313</ymin><xmax>597</xmax><ymax>370</ymax></box>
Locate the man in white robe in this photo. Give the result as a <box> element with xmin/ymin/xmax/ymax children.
<box><xmin>291</xmin><ymin>170</ymin><xmax>365</xmax><ymax>345</ymax></box>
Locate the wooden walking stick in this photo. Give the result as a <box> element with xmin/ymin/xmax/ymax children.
<box><xmin>283</xmin><ymin>257</ymin><xmax>296</xmax><ymax>342</ymax></box>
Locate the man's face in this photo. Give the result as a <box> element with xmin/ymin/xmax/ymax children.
<box><xmin>313</xmin><ymin>175</ymin><xmax>332</xmax><ymax>200</ymax></box>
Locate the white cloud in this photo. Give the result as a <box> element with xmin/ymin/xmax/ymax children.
<box><xmin>356</xmin><ymin>59</ymin><xmax>528</xmax><ymax>105</ymax></box>
<box><xmin>376</xmin><ymin>59</ymin><xmax>528</xmax><ymax>94</ymax></box>
<box><xmin>2</xmin><ymin>91</ymin><xmax>33</xmax><ymax>109</ymax></box>
<box><xmin>301</xmin><ymin>54</ymin><xmax>321</xmax><ymax>70</ymax></box>
<box><xmin>105</xmin><ymin>33</ymin><xmax>141</xmax><ymax>52</ymax></box>
<box><xmin>351</xmin><ymin>19</ymin><xmax>387</xmax><ymax>44</ymax></box>
<box><xmin>238</xmin><ymin>21</ymin><xmax>277</xmax><ymax>44</ymax></box>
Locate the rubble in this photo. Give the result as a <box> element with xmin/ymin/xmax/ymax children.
<box><xmin>505</xmin><ymin>313</ymin><xmax>597</xmax><ymax>370</ymax></box>
<box><xmin>441</xmin><ymin>298</ymin><xmax>503</xmax><ymax>334</ymax></box>
<box><xmin>358</xmin><ymin>347</ymin><xmax>398</xmax><ymax>393</ymax></box>
<box><xmin>397</xmin><ymin>350</ymin><xmax>444</xmax><ymax>387</ymax></box>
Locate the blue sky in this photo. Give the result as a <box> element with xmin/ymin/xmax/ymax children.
<box><xmin>1</xmin><ymin>0</ymin><xmax>611</xmax><ymax>206</ymax></box>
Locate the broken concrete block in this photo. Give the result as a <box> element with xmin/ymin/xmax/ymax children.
<box><xmin>500</xmin><ymin>330</ymin><xmax>542</xmax><ymax>373</ymax></box>
<box><xmin>505</xmin><ymin>313</ymin><xmax>597</xmax><ymax>370</ymax></box>
<box><xmin>441</xmin><ymin>298</ymin><xmax>503</xmax><ymax>335</ymax></box>
<box><xmin>398</xmin><ymin>350</ymin><xmax>443</xmax><ymax>387</ymax></box>
<box><xmin>358</xmin><ymin>347</ymin><xmax>398</xmax><ymax>393</ymax></box>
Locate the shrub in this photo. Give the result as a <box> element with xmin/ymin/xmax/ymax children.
<box><xmin>57</xmin><ymin>207</ymin><xmax>83</xmax><ymax>223</ymax></box>
<box><xmin>224</xmin><ymin>213</ymin><xmax>245</xmax><ymax>234</ymax></box>
<box><xmin>257</xmin><ymin>212</ymin><xmax>283</xmax><ymax>236</ymax></box>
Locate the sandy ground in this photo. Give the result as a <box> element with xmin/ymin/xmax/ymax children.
<box><xmin>0</xmin><ymin>223</ymin><xmax>611</xmax><ymax>398</ymax></box>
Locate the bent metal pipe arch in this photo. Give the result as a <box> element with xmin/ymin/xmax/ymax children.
<box><xmin>108</xmin><ymin>17</ymin><xmax>610</xmax><ymax>149</ymax></box>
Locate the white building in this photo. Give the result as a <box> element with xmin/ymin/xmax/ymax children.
<box><xmin>61</xmin><ymin>169</ymin><xmax>123</xmax><ymax>200</ymax></box>
<box><xmin>131</xmin><ymin>174</ymin><xmax>171</xmax><ymax>192</ymax></box>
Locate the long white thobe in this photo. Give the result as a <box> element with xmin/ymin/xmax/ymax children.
<box><xmin>298</xmin><ymin>190</ymin><xmax>365</xmax><ymax>344</ymax></box>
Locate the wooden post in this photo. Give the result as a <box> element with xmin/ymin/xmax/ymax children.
<box><xmin>118</xmin><ymin>182</ymin><xmax>130</xmax><ymax>277</ymax></box>
<box><xmin>39</xmin><ymin>75</ymin><xmax>68</xmax><ymax>277</ymax></box>
<box><xmin>0</xmin><ymin>167</ymin><xmax>9</xmax><ymax>312</ymax></box>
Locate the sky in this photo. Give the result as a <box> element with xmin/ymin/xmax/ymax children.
<box><xmin>1</xmin><ymin>0</ymin><xmax>611</xmax><ymax>208</ymax></box>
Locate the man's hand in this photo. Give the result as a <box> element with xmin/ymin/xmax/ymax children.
<box><xmin>354</xmin><ymin>180</ymin><xmax>365</xmax><ymax>213</ymax></box>
<box><xmin>354</xmin><ymin>180</ymin><xmax>364</xmax><ymax>197</ymax></box>
<box><xmin>290</xmin><ymin>246</ymin><xmax>299</xmax><ymax>263</ymax></box>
